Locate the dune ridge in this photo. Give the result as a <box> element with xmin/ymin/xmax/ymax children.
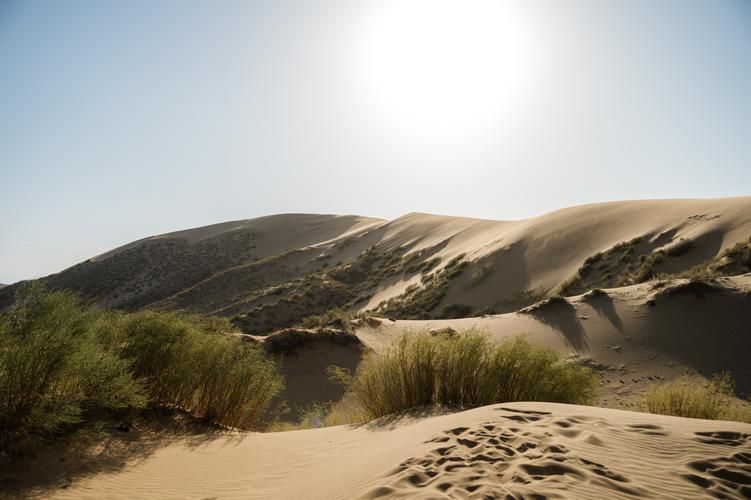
<box><xmin>1</xmin><ymin>197</ymin><xmax>750</xmax><ymax>336</ymax></box>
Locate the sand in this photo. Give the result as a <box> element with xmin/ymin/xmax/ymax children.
<box><xmin>21</xmin><ymin>402</ymin><xmax>749</xmax><ymax>499</ymax></box>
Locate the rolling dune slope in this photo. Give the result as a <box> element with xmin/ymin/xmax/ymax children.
<box><xmin>34</xmin><ymin>402</ymin><xmax>751</xmax><ymax>500</ymax></box>
<box><xmin>1</xmin><ymin>197</ymin><xmax>749</xmax><ymax>335</ymax></box>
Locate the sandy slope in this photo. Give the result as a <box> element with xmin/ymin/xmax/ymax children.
<box><xmin>3</xmin><ymin>197</ymin><xmax>749</xmax><ymax>324</ymax></box>
<box><xmin>367</xmin><ymin>275</ymin><xmax>751</xmax><ymax>393</ymax></box>
<box><xmin>271</xmin><ymin>274</ymin><xmax>751</xmax><ymax>417</ymax></box>
<box><xmin>355</xmin><ymin>197</ymin><xmax>751</xmax><ymax>310</ymax></box>
<box><xmin>30</xmin><ymin>402</ymin><xmax>750</xmax><ymax>499</ymax></box>
<box><xmin>91</xmin><ymin>213</ymin><xmax>385</xmax><ymax>262</ymax></box>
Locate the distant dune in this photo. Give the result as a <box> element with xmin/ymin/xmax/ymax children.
<box><xmin>38</xmin><ymin>402</ymin><xmax>751</xmax><ymax>499</ymax></box>
<box><xmin>2</xmin><ymin>197</ymin><xmax>750</xmax><ymax>335</ymax></box>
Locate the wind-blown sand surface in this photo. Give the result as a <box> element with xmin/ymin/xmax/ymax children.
<box><xmin>36</xmin><ymin>403</ymin><xmax>751</xmax><ymax>499</ymax></box>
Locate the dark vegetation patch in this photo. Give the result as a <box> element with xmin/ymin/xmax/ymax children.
<box><xmin>582</xmin><ymin>288</ymin><xmax>608</xmax><ymax>300</ymax></box>
<box><xmin>0</xmin><ymin>229</ymin><xmax>476</xmax><ymax>335</ymax></box>
<box><xmin>257</xmin><ymin>327</ymin><xmax>365</xmax><ymax>356</ymax></box>
<box><xmin>230</xmin><ymin>245</ymin><xmax>423</xmax><ymax>334</ymax></box>
<box><xmin>439</xmin><ymin>303</ymin><xmax>473</xmax><ymax>319</ymax></box>
<box><xmin>651</xmin><ymin>279</ymin><xmax>723</xmax><ymax>301</ymax></box>
<box><xmin>519</xmin><ymin>295</ymin><xmax>570</xmax><ymax>314</ymax></box>
<box><xmin>376</xmin><ymin>254</ymin><xmax>468</xmax><ymax>319</ymax></box>
<box><xmin>4</xmin><ymin>231</ymin><xmax>260</xmax><ymax>311</ymax></box>
<box><xmin>676</xmin><ymin>236</ymin><xmax>751</xmax><ymax>280</ymax></box>
<box><xmin>559</xmin><ymin>234</ymin><xmax>751</xmax><ymax>297</ymax></box>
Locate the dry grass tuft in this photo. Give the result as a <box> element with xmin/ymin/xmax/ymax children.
<box><xmin>343</xmin><ymin>331</ymin><xmax>597</xmax><ymax>420</ymax></box>
<box><xmin>645</xmin><ymin>374</ymin><xmax>750</xmax><ymax>422</ymax></box>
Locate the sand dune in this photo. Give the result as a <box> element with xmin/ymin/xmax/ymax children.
<box><xmin>31</xmin><ymin>402</ymin><xmax>750</xmax><ymax>499</ymax></box>
<box><xmin>2</xmin><ymin>197</ymin><xmax>749</xmax><ymax>329</ymax></box>
<box><xmin>270</xmin><ymin>274</ymin><xmax>751</xmax><ymax>416</ymax></box>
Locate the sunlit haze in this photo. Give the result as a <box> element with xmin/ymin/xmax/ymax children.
<box><xmin>1</xmin><ymin>0</ymin><xmax>750</xmax><ymax>283</ymax></box>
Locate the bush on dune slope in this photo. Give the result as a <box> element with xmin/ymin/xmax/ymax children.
<box><xmin>343</xmin><ymin>331</ymin><xmax>598</xmax><ymax>420</ymax></box>
<box><xmin>646</xmin><ymin>375</ymin><xmax>751</xmax><ymax>423</ymax></box>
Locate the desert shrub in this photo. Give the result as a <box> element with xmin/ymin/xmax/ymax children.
<box><xmin>119</xmin><ymin>310</ymin><xmax>283</xmax><ymax>428</ymax></box>
<box><xmin>0</xmin><ymin>286</ymin><xmax>146</xmax><ymax>452</ymax></box>
<box><xmin>666</xmin><ymin>238</ymin><xmax>693</xmax><ymax>257</ymax></box>
<box><xmin>645</xmin><ymin>374</ymin><xmax>746</xmax><ymax>421</ymax></box>
<box><xmin>0</xmin><ymin>287</ymin><xmax>283</xmax><ymax>452</ymax></box>
<box><xmin>190</xmin><ymin>335</ymin><xmax>282</xmax><ymax>428</ymax></box>
<box><xmin>439</xmin><ymin>303</ymin><xmax>473</xmax><ymax>318</ymax></box>
<box><xmin>119</xmin><ymin>311</ymin><xmax>200</xmax><ymax>407</ymax></box>
<box><xmin>299</xmin><ymin>308</ymin><xmax>352</xmax><ymax>329</ymax></box>
<box><xmin>377</xmin><ymin>255</ymin><xmax>468</xmax><ymax>319</ymax></box>
<box><xmin>583</xmin><ymin>288</ymin><xmax>607</xmax><ymax>299</ymax></box>
<box><xmin>346</xmin><ymin>331</ymin><xmax>597</xmax><ymax>419</ymax></box>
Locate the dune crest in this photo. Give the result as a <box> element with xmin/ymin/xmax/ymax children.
<box><xmin>2</xmin><ymin>197</ymin><xmax>750</xmax><ymax>334</ymax></box>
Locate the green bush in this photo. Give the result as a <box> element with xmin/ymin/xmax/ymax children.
<box><xmin>346</xmin><ymin>331</ymin><xmax>597</xmax><ymax>419</ymax></box>
<box><xmin>0</xmin><ymin>286</ymin><xmax>146</xmax><ymax>452</ymax></box>
<box><xmin>189</xmin><ymin>334</ymin><xmax>282</xmax><ymax>428</ymax></box>
<box><xmin>645</xmin><ymin>374</ymin><xmax>748</xmax><ymax>422</ymax></box>
<box><xmin>0</xmin><ymin>286</ymin><xmax>283</xmax><ymax>453</ymax></box>
<box><xmin>119</xmin><ymin>311</ymin><xmax>199</xmax><ymax>407</ymax></box>
<box><xmin>117</xmin><ymin>310</ymin><xmax>283</xmax><ymax>429</ymax></box>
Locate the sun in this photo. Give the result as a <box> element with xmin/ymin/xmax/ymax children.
<box><xmin>353</xmin><ymin>0</ymin><xmax>538</xmax><ymax>144</ymax></box>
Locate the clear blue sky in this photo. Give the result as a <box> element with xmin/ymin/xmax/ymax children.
<box><xmin>1</xmin><ymin>0</ymin><xmax>750</xmax><ymax>284</ymax></box>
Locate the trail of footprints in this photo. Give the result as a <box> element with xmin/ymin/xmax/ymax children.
<box><xmin>367</xmin><ymin>408</ymin><xmax>751</xmax><ymax>499</ymax></box>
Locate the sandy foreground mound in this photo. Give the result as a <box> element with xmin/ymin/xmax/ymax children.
<box><xmin>33</xmin><ymin>403</ymin><xmax>750</xmax><ymax>499</ymax></box>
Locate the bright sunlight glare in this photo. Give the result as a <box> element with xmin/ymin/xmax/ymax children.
<box><xmin>354</xmin><ymin>0</ymin><xmax>539</xmax><ymax>144</ymax></box>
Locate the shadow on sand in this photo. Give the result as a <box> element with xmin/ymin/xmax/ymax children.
<box><xmin>584</xmin><ymin>294</ymin><xmax>626</xmax><ymax>334</ymax></box>
<box><xmin>526</xmin><ymin>301</ymin><xmax>589</xmax><ymax>353</ymax></box>
<box><xmin>353</xmin><ymin>407</ymin><xmax>452</xmax><ymax>432</ymax></box>
<box><xmin>0</xmin><ymin>411</ymin><xmax>246</xmax><ymax>499</ymax></box>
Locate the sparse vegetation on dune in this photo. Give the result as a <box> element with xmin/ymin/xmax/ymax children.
<box><xmin>377</xmin><ymin>254</ymin><xmax>468</xmax><ymax>319</ymax></box>
<box><xmin>297</xmin><ymin>308</ymin><xmax>376</xmax><ymax>330</ymax></box>
<box><xmin>560</xmin><ymin>234</ymin><xmax>751</xmax><ymax>297</ymax></box>
<box><xmin>337</xmin><ymin>331</ymin><xmax>597</xmax><ymax>420</ymax></box>
<box><xmin>231</xmin><ymin>245</ymin><xmax>435</xmax><ymax>334</ymax></box>
<box><xmin>0</xmin><ymin>285</ymin><xmax>283</xmax><ymax>454</ymax></box>
<box><xmin>645</xmin><ymin>374</ymin><xmax>751</xmax><ymax>423</ymax></box>
<box><xmin>676</xmin><ymin>235</ymin><xmax>751</xmax><ymax>280</ymax></box>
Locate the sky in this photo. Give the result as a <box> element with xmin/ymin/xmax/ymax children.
<box><xmin>1</xmin><ymin>0</ymin><xmax>750</xmax><ymax>284</ymax></box>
